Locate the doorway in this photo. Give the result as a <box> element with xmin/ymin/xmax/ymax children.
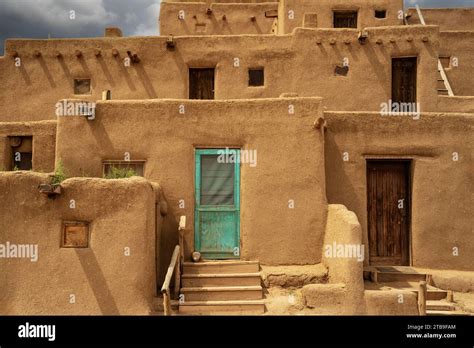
<box><xmin>195</xmin><ymin>149</ymin><xmax>240</xmax><ymax>259</ymax></box>
<box><xmin>392</xmin><ymin>57</ymin><xmax>417</xmax><ymax>104</ymax></box>
<box><xmin>367</xmin><ymin>160</ymin><xmax>411</xmax><ymax>266</ymax></box>
<box><xmin>189</xmin><ymin>68</ymin><xmax>215</xmax><ymax>100</ymax></box>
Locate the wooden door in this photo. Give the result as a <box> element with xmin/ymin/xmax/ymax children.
<box><xmin>392</xmin><ymin>57</ymin><xmax>417</xmax><ymax>104</ymax></box>
<box><xmin>195</xmin><ymin>149</ymin><xmax>240</xmax><ymax>259</ymax></box>
<box><xmin>189</xmin><ymin>68</ymin><xmax>215</xmax><ymax>99</ymax></box>
<box><xmin>367</xmin><ymin>161</ymin><xmax>410</xmax><ymax>266</ymax></box>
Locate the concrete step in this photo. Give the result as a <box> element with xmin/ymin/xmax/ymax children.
<box><xmin>181</xmin><ymin>285</ymin><xmax>262</xmax><ymax>301</ymax></box>
<box><xmin>183</xmin><ymin>261</ymin><xmax>259</xmax><ymax>274</ymax></box>
<box><xmin>178</xmin><ymin>300</ymin><xmax>265</xmax><ymax>315</ymax></box>
<box><xmin>426</xmin><ymin>300</ymin><xmax>456</xmax><ymax>311</ymax></box>
<box><xmin>182</xmin><ymin>273</ymin><xmax>261</xmax><ymax>287</ymax></box>
<box><xmin>427</xmin><ymin>310</ymin><xmax>468</xmax><ymax>316</ymax></box>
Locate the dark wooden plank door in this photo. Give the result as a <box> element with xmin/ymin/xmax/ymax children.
<box><xmin>367</xmin><ymin>161</ymin><xmax>410</xmax><ymax>266</ymax></box>
<box><xmin>392</xmin><ymin>57</ymin><xmax>417</xmax><ymax>104</ymax></box>
<box><xmin>189</xmin><ymin>68</ymin><xmax>215</xmax><ymax>99</ymax></box>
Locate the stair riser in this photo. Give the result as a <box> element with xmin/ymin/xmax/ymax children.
<box><xmin>427</xmin><ymin>305</ymin><xmax>455</xmax><ymax>311</ymax></box>
<box><xmin>183</xmin><ymin>264</ymin><xmax>259</xmax><ymax>274</ymax></box>
<box><xmin>182</xmin><ymin>277</ymin><xmax>261</xmax><ymax>287</ymax></box>
<box><xmin>181</xmin><ymin>290</ymin><xmax>262</xmax><ymax>301</ymax></box>
<box><xmin>427</xmin><ymin>291</ymin><xmax>448</xmax><ymax>301</ymax></box>
<box><xmin>377</xmin><ymin>273</ymin><xmax>427</xmax><ymax>283</ymax></box>
<box><xmin>179</xmin><ymin>304</ymin><xmax>265</xmax><ymax>315</ymax></box>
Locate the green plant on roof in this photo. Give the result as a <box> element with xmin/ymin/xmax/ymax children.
<box><xmin>104</xmin><ymin>166</ymin><xmax>136</xmax><ymax>179</ymax></box>
<box><xmin>51</xmin><ymin>160</ymin><xmax>67</xmax><ymax>185</ymax></box>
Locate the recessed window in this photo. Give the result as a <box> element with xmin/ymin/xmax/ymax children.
<box><xmin>62</xmin><ymin>221</ymin><xmax>90</xmax><ymax>248</ymax></box>
<box><xmin>103</xmin><ymin>160</ymin><xmax>145</xmax><ymax>178</ymax></box>
<box><xmin>248</xmin><ymin>68</ymin><xmax>264</xmax><ymax>86</ymax></box>
<box><xmin>439</xmin><ymin>56</ymin><xmax>451</xmax><ymax>69</ymax></box>
<box><xmin>9</xmin><ymin>136</ymin><xmax>32</xmax><ymax>170</ymax></box>
<box><xmin>375</xmin><ymin>10</ymin><xmax>387</xmax><ymax>19</ymax></box>
<box><xmin>333</xmin><ymin>11</ymin><xmax>358</xmax><ymax>28</ymax></box>
<box><xmin>189</xmin><ymin>68</ymin><xmax>215</xmax><ymax>99</ymax></box>
<box><xmin>74</xmin><ymin>78</ymin><xmax>91</xmax><ymax>95</ymax></box>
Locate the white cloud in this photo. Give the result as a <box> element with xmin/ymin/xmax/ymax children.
<box><xmin>131</xmin><ymin>2</ymin><xmax>160</xmax><ymax>36</ymax></box>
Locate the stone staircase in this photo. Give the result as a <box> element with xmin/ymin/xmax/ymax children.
<box><xmin>179</xmin><ymin>260</ymin><xmax>265</xmax><ymax>315</ymax></box>
<box><xmin>364</xmin><ymin>266</ymin><xmax>463</xmax><ymax>316</ymax></box>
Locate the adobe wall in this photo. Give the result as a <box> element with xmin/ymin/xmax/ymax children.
<box><xmin>324</xmin><ymin>112</ymin><xmax>473</xmax><ymax>271</ymax></box>
<box><xmin>160</xmin><ymin>1</ymin><xmax>278</xmax><ymax>36</ymax></box>
<box><xmin>0</xmin><ymin>172</ymin><xmax>160</xmax><ymax>314</ymax></box>
<box><xmin>438</xmin><ymin>96</ymin><xmax>474</xmax><ymax>113</ymax></box>
<box><xmin>407</xmin><ymin>8</ymin><xmax>474</xmax><ymax>31</ymax></box>
<box><xmin>0</xmin><ymin>25</ymin><xmax>440</xmax><ymax>122</ymax></box>
<box><xmin>278</xmin><ymin>0</ymin><xmax>403</xmax><ymax>34</ymax></box>
<box><xmin>54</xmin><ymin>97</ymin><xmax>327</xmax><ymax>265</ymax></box>
<box><xmin>0</xmin><ymin>120</ymin><xmax>56</xmax><ymax>172</ymax></box>
<box><xmin>439</xmin><ymin>31</ymin><xmax>474</xmax><ymax>96</ymax></box>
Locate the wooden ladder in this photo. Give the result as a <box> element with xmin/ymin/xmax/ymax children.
<box><xmin>415</xmin><ymin>5</ymin><xmax>454</xmax><ymax>96</ymax></box>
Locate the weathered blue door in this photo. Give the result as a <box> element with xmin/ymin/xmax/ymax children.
<box><xmin>195</xmin><ymin>149</ymin><xmax>240</xmax><ymax>259</ymax></box>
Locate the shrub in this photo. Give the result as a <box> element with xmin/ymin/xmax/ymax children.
<box><xmin>104</xmin><ymin>166</ymin><xmax>136</xmax><ymax>179</ymax></box>
<box><xmin>51</xmin><ymin>160</ymin><xmax>67</xmax><ymax>185</ymax></box>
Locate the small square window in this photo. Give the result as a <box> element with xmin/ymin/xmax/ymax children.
<box><xmin>74</xmin><ymin>78</ymin><xmax>91</xmax><ymax>95</ymax></box>
<box><xmin>439</xmin><ymin>56</ymin><xmax>451</xmax><ymax>69</ymax></box>
<box><xmin>249</xmin><ymin>68</ymin><xmax>264</xmax><ymax>86</ymax></box>
<box><xmin>333</xmin><ymin>11</ymin><xmax>358</xmax><ymax>28</ymax></box>
<box><xmin>62</xmin><ymin>221</ymin><xmax>89</xmax><ymax>248</ymax></box>
<box><xmin>375</xmin><ymin>10</ymin><xmax>387</xmax><ymax>19</ymax></box>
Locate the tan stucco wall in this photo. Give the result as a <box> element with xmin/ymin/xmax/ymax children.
<box><xmin>0</xmin><ymin>120</ymin><xmax>56</xmax><ymax>172</ymax></box>
<box><xmin>324</xmin><ymin>112</ymin><xmax>474</xmax><ymax>271</ymax></box>
<box><xmin>0</xmin><ymin>25</ymin><xmax>441</xmax><ymax>122</ymax></box>
<box><xmin>439</xmin><ymin>31</ymin><xmax>474</xmax><ymax>96</ymax></box>
<box><xmin>54</xmin><ymin>97</ymin><xmax>327</xmax><ymax>265</ymax></box>
<box><xmin>160</xmin><ymin>2</ymin><xmax>278</xmax><ymax>36</ymax></box>
<box><xmin>407</xmin><ymin>8</ymin><xmax>474</xmax><ymax>31</ymax></box>
<box><xmin>0</xmin><ymin>172</ymin><xmax>158</xmax><ymax>314</ymax></box>
<box><xmin>278</xmin><ymin>0</ymin><xmax>403</xmax><ymax>34</ymax></box>
<box><xmin>438</xmin><ymin>96</ymin><xmax>474</xmax><ymax>113</ymax></box>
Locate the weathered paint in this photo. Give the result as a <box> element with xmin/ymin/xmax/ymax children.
<box><xmin>195</xmin><ymin>149</ymin><xmax>240</xmax><ymax>259</ymax></box>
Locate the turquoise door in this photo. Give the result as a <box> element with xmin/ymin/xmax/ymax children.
<box><xmin>195</xmin><ymin>149</ymin><xmax>240</xmax><ymax>259</ymax></box>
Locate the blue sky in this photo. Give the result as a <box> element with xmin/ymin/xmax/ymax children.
<box><xmin>0</xmin><ymin>0</ymin><xmax>472</xmax><ymax>54</ymax></box>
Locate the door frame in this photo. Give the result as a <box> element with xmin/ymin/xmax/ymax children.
<box><xmin>194</xmin><ymin>148</ymin><xmax>241</xmax><ymax>259</ymax></box>
<box><xmin>366</xmin><ymin>158</ymin><xmax>412</xmax><ymax>266</ymax></box>
<box><xmin>391</xmin><ymin>56</ymin><xmax>418</xmax><ymax>105</ymax></box>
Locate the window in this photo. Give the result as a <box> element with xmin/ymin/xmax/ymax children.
<box><xmin>103</xmin><ymin>160</ymin><xmax>145</xmax><ymax>178</ymax></box>
<box><xmin>189</xmin><ymin>68</ymin><xmax>215</xmax><ymax>99</ymax></box>
<box><xmin>375</xmin><ymin>10</ymin><xmax>387</xmax><ymax>19</ymax></box>
<box><xmin>333</xmin><ymin>11</ymin><xmax>358</xmax><ymax>28</ymax></box>
<box><xmin>248</xmin><ymin>68</ymin><xmax>264</xmax><ymax>86</ymax></box>
<box><xmin>74</xmin><ymin>78</ymin><xmax>91</xmax><ymax>94</ymax></box>
<box><xmin>439</xmin><ymin>56</ymin><xmax>451</xmax><ymax>69</ymax></box>
<box><xmin>9</xmin><ymin>136</ymin><xmax>32</xmax><ymax>170</ymax></box>
<box><xmin>62</xmin><ymin>221</ymin><xmax>90</xmax><ymax>248</ymax></box>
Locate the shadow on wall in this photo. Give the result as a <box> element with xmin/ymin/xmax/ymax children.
<box><xmin>75</xmin><ymin>248</ymin><xmax>120</xmax><ymax>315</ymax></box>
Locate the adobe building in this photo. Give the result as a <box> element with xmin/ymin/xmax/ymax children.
<box><xmin>0</xmin><ymin>0</ymin><xmax>473</xmax><ymax>315</ymax></box>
